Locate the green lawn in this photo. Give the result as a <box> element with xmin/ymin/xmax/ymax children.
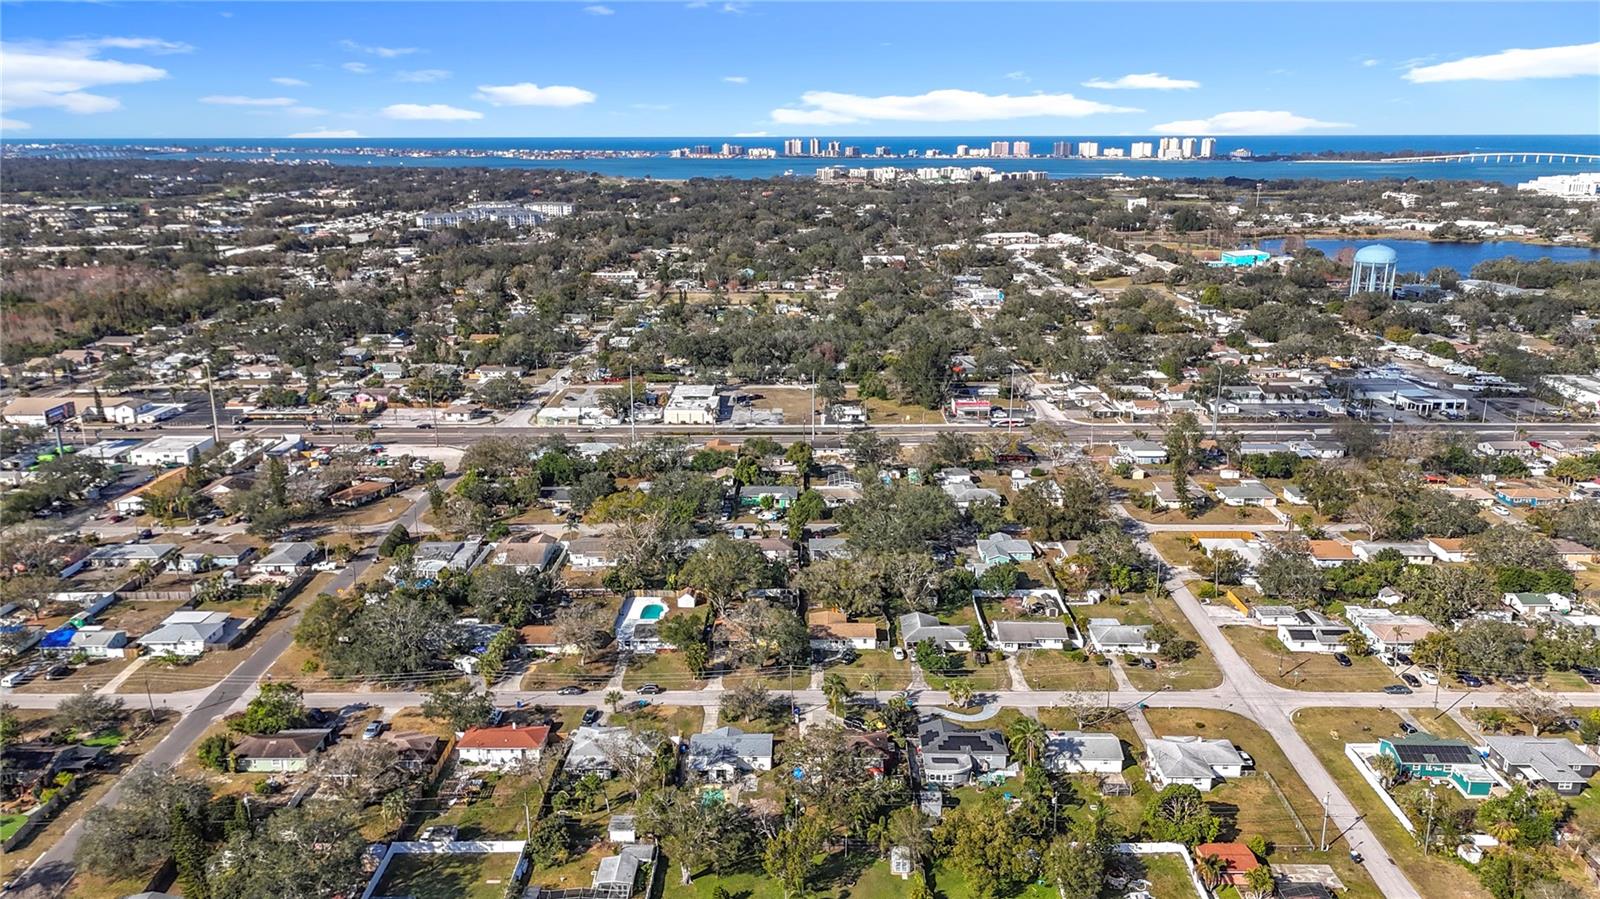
<box><xmin>1127</xmin><ymin>852</ymin><xmax>1203</xmax><ymax>899</ymax></box>
<box><xmin>622</xmin><ymin>652</ymin><xmax>706</xmax><ymax>690</ymax></box>
<box><xmin>520</xmin><ymin>654</ymin><xmax>616</xmax><ymax>690</ymax></box>
<box><xmin>1067</xmin><ymin>596</ymin><xmax>1221</xmax><ymax>691</ymax></box>
<box><xmin>660</xmin><ymin>856</ymin><xmax>1058</xmax><ymax>899</ymax></box>
<box><xmin>1223</xmin><ymin>627</ymin><xmax>1401</xmax><ymax>692</ymax></box>
<box><xmin>376</xmin><ymin>851</ymin><xmax>522</xmax><ymax>899</ymax></box>
<box><xmin>1018</xmin><ymin>650</ymin><xmax>1115</xmax><ymax>691</ymax></box>
<box><xmin>926</xmin><ymin>654</ymin><xmax>1011</xmax><ymax>691</ymax></box>
<box><xmin>1289</xmin><ymin>707</ymin><xmax>1491</xmax><ymax>899</ymax></box>
<box><xmin>1</xmin><ymin>812</ymin><xmax>29</xmax><ymax>841</ymax></box>
<box><xmin>608</xmin><ymin>705</ymin><xmax>704</xmax><ymax>739</ymax></box>
<box><xmin>414</xmin><ymin>770</ymin><xmax>549</xmax><ymax>841</ymax></box>
<box><xmin>826</xmin><ymin>650</ymin><xmax>914</xmax><ymax>693</ymax></box>
<box><xmin>1144</xmin><ymin>708</ymin><xmax>1381</xmax><ymax>899</ymax></box>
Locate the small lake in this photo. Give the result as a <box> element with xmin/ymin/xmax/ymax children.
<box><xmin>1255</xmin><ymin>238</ymin><xmax>1600</xmax><ymax>275</ymax></box>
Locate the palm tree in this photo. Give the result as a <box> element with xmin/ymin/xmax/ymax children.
<box><xmin>1243</xmin><ymin>864</ymin><xmax>1276</xmax><ymax>899</ymax></box>
<box><xmin>885</xmin><ymin>805</ymin><xmax>931</xmax><ymax>863</ymax></box>
<box><xmin>947</xmin><ymin>679</ymin><xmax>976</xmax><ymax>710</ymax></box>
<box><xmin>1194</xmin><ymin>854</ymin><xmax>1225</xmax><ymax>891</ymax></box>
<box><xmin>858</xmin><ymin>672</ymin><xmax>883</xmax><ymax>704</ymax></box>
<box><xmin>822</xmin><ymin>673</ymin><xmax>854</xmax><ymax>715</ymax></box>
<box><xmin>1006</xmin><ymin>716</ymin><xmax>1048</xmax><ymax>768</ymax></box>
<box><xmin>605</xmin><ymin>689</ymin><xmax>623</xmax><ymax>713</ymax></box>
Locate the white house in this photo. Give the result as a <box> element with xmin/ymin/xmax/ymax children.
<box><xmin>687</xmin><ymin>726</ymin><xmax>774</xmax><ymax>781</ymax></box>
<box><xmin>1504</xmin><ymin>592</ymin><xmax>1573</xmax><ymax>619</ymax></box>
<box><xmin>1144</xmin><ymin>736</ymin><xmax>1250</xmax><ymax>791</ymax></box>
<box><xmin>1344</xmin><ymin>606</ymin><xmax>1439</xmax><ymax>658</ymax></box>
<box><xmin>1043</xmin><ymin>731</ymin><xmax>1124</xmax><ymax>774</ymax></box>
<box><xmin>457</xmin><ymin>724</ymin><xmax>550</xmax><ymax>768</ymax></box>
<box><xmin>253</xmin><ymin>541</ymin><xmax>320</xmax><ymax>576</ymax></box>
<box><xmin>990</xmin><ymin>620</ymin><xmax>1076</xmax><ymax>652</ymax></box>
<box><xmin>128</xmin><ymin>435</ymin><xmax>215</xmax><ymax>467</ymax></box>
<box><xmin>807</xmin><ymin>609</ymin><xmax>880</xmax><ymax>651</ymax></box>
<box><xmin>899</xmin><ymin>612</ymin><xmax>971</xmax><ymax>652</ymax></box>
<box><xmin>1275</xmin><ymin>610</ymin><xmax>1352</xmax><ymax>653</ymax></box>
<box><xmin>136</xmin><ymin>610</ymin><xmax>238</xmax><ymax>657</ymax></box>
<box><xmin>1086</xmin><ymin>618</ymin><xmax>1158</xmax><ymax>655</ymax></box>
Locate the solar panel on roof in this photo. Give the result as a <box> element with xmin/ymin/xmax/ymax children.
<box><xmin>1394</xmin><ymin>743</ymin><xmax>1477</xmax><ymax>766</ymax></box>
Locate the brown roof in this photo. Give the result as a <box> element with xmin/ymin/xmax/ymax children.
<box><xmin>1306</xmin><ymin>540</ymin><xmax>1356</xmax><ymax>561</ymax></box>
<box><xmin>458</xmin><ymin>724</ymin><xmax>550</xmax><ymax>751</ymax></box>
<box><xmin>806</xmin><ymin>609</ymin><xmax>879</xmax><ymax>640</ymax></box>
<box><xmin>1194</xmin><ymin>843</ymin><xmax>1260</xmax><ymax>882</ymax></box>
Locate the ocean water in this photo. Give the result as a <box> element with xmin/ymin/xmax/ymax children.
<box><xmin>6</xmin><ymin>134</ymin><xmax>1599</xmax><ymax>184</ymax></box>
<box><xmin>1256</xmin><ymin>238</ymin><xmax>1600</xmax><ymax>274</ymax></box>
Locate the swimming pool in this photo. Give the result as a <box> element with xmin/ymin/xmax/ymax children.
<box><xmin>638</xmin><ymin>602</ymin><xmax>666</xmax><ymax>621</ymax></box>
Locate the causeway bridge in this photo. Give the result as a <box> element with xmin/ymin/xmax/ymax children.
<box><xmin>1378</xmin><ymin>151</ymin><xmax>1600</xmax><ymax>164</ymax></box>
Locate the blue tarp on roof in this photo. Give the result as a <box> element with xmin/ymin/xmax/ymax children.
<box><xmin>40</xmin><ymin>625</ymin><xmax>78</xmax><ymax>649</ymax></box>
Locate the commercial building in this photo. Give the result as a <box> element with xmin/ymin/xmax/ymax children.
<box><xmin>662</xmin><ymin>384</ymin><xmax>721</xmax><ymax>425</ymax></box>
<box><xmin>128</xmin><ymin>435</ymin><xmax>215</xmax><ymax>467</ymax></box>
<box><xmin>1</xmin><ymin>398</ymin><xmax>75</xmax><ymax>427</ymax></box>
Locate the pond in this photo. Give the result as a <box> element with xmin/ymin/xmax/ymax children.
<box><xmin>1256</xmin><ymin>237</ymin><xmax>1600</xmax><ymax>275</ymax></box>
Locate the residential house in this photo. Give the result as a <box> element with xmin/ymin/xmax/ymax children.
<box><xmin>806</xmin><ymin>537</ymin><xmax>850</xmax><ymax>561</ymax></box>
<box><xmin>232</xmin><ymin>728</ymin><xmax>334</xmax><ymax>773</ymax></box>
<box><xmin>1484</xmin><ymin>736</ymin><xmax>1599</xmax><ymax>796</ymax></box>
<box><xmin>177</xmin><ymin>542</ymin><xmax>256</xmax><ymax>573</ymax></box>
<box><xmin>738</xmin><ymin>485</ymin><xmax>797</xmax><ymax>509</ymax></box>
<box><xmin>1504</xmin><ymin>592</ymin><xmax>1572</xmax><ymax>619</ymax></box>
<box><xmin>112</xmin><ymin>467</ymin><xmax>190</xmax><ymax>515</ymax></box>
<box><xmin>518</xmin><ymin>625</ymin><xmax>579</xmax><ymax>656</ymax></box>
<box><xmin>990</xmin><ymin>620</ymin><xmax>1076</xmax><ymax>652</ymax></box>
<box><xmin>67</xmin><ymin>626</ymin><xmax>130</xmax><ymax>659</ymax></box>
<box><xmin>1115</xmin><ymin>440</ymin><xmax>1168</xmax><ymax>465</ymax></box>
<box><xmin>917</xmin><ymin>718</ymin><xmax>1009</xmax><ymax>786</ymax></box>
<box><xmin>85</xmin><ymin>543</ymin><xmax>177</xmax><ymax>569</ymax></box>
<box><xmin>1148</xmin><ymin>478</ymin><xmax>1206</xmax><ymax>511</ymax></box>
<box><xmin>566</xmin><ymin>726</ymin><xmax>653</xmax><ymax>778</ymax></box>
<box><xmin>1553</xmin><ymin>539</ymin><xmax>1598</xmax><ymax>570</ymax></box>
<box><xmin>385</xmin><ymin>732</ymin><xmax>444</xmax><ymax>776</ymax></box>
<box><xmin>1144</xmin><ymin>736</ymin><xmax>1251</xmax><ymax>791</ymax></box>
<box><xmin>411</xmin><ymin>539</ymin><xmax>488</xmax><ymax>578</ymax></box>
<box><xmin>1427</xmin><ymin>538</ymin><xmax>1474</xmax><ymax>564</ymax></box>
<box><xmin>1251</xmin><ymin>605</ymin><xmax>1301</xmax><ymax>627</ymax></box>
<box><xmin>1042</xmin><ymin>731</ymin><xmax>1124</xmax><ymax>774</ymax></box>
<box><xmin>458</xmin><ymin>723</ymin><xmax>551</xmax><ymax>768</ymax></box>
<box><xmin>486</xmin><ymin>536</ymin><xmax>564</xmax><ymax>573</ymax></box>
<box><xmin>253</xmin><ymin>541</ymin><xmax>320</xmax><ymax>577</ymax></box>
<box><xmin>1193</xmin><ymin>843</ymin><xmax>1262</xmax><ymax>888</ymax></box>
<box><xmin>1306</xmin><ymin>540</ymin><xmax>1357</xmax><ymax>569</ymax></box>
<box><xmin>566</xmin><ymin>536</ymin><xmax>619</xmax><ymax>570</ymax></box>
<box><xmin>1276</xmin><ymin>610</ymin><xmax>1352</xmax><ymax>653</ymax></box>
<box><xmin>1086</xmin><ymin>618</ymin><xmax>1158</xmax><ymax>655</ymax></box>
<box><xmin>1214</xmin><ymin>480</ymin><xmax>1278</xmax><ymax>508</ymax></box>
<box><xmin>136</xmin><ymin>611</ymin><xmax>239</xmax><ymax>657</ymax></box>
<box><xmin>1345</xmin><ymin>606</ymin><xmax>1440</xmax><ymax>658</ymax></box>
<box><xmin>328</xmin><ymin>479</ymin><xmax>395</xmax><ymax>508</ymax></box>
<box><xmin>898</xmin><ymin>612</ymin><xmax>971</xmax><ymax>652</ymax></box>
<box><xmin>807</xmin><ymin>609</ymin><xmax>880</xmax><ymax>651</ymax></box>
<box><xmin>975</xmin><ymin>532</ymin><xmax>1034</xmax><ymax>566</ymax></box>
<box><xmin>687</xmin><ymin>726</ymin><xmax>774</xmax><ymax>781</ymax></box>
<box><xmin>1378</xmin><ymin>733</ymin><xmax>1495</xmax><ymax>797</ymax></box>
<box><xmin>1353</xmin><ymin>542</ymin><xmax>1436</xmax><ymax>565</ymax></box>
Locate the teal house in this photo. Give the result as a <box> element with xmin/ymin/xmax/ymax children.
<box><xmin>1378</xmin><ymin>733</ymin><xmax>1495</xmax><ymax>798</ymax></box>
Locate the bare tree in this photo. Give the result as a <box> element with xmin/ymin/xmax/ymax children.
<box><xmin>313</xmin><ymin>739</ymin><xmax>404</xmax><ymax>803</ymax></box>
<box><xmin>553</xmin><ymin>600</ymin><xmax>613</xmax><ymax>662</ymax></box>
<box><xmin>1505</xmin><ymin>687</ymin><xmax>1570</xmax><ymax>737</ymax></box>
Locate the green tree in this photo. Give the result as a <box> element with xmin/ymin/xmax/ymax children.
<box><xmin>821</xmin><ymin>672</ymin><xmax>854</xmax><ymax>715</ymax></box>
<box><xmin>171</xmin><ymin>803</ymin><xmax>212</xmax><ymax>899</ymax></box>
<box><xmin>54</xmin><ymin>689</ymin><xmax>126</xmax><ymax>736</ymax></box>
<box><xmin>763</xmin><ymin>812</ymin><xmax>829</xmax><ymax>898</ymax></box>
<box><xmin>196</xmin><ymin>733</ymin><xmax>234</xmax><ymax>772</ymax></box>
<box><xmin>420</xmin><ymin>682</ymin><xmax>495</xmax><ymax>732</ymax></box>
<box><xmin>1142</xmin><ymin>784</ymin><xmax>1221</xmax><ymax>845</ymax></box>
<box><xmin>231</xmin><ymin>683</ymin><xmax>307</xmax><ymax>735</ymax></box>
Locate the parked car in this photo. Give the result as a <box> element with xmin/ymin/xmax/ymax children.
<box><xmin>556</xmin><ymin>685</ymin><xmax>585</xmax><ymax>696</ymax></box>
<box><xmin>1383</xmin><ymin>684</ymin><xmax>1413</xmax><ymax>695</ymax></box>
<box><xmin>43</xmin><ymin>664</ymin><xmax>71</xmax><ymax>681</ymax></box>
<box><xmin>581</xmin><ymin>709</ymin><xmax>602</xmax><ymax>726</ymax></box>
<box><xmin>637</xmin><ymin>683</ymin><xmax>663</xmax><ymax>695</ymax></box>
<box><xmin>362</xmin><ymin>721</ymin><xmax>386</xmax><ymax>740</ymax></box>
<box><xmin>1398</xmin><ymin>721</ymin><xmax>1418</xmax><ymax>735</ymax></box>
<box><xmin>1458</xmin><ymin>673</ymin><xmax>1484</xmax><ymax>688</ymax></box>
<box><xmin>1401</xmin><ymin>673</ymin><xmax>1421</xmax><ymax>688</ymax></box>
<box><xmin>1333</xmin><ymin>653</ymin><xmax>1353</xmax><ymax>668</ymax></box>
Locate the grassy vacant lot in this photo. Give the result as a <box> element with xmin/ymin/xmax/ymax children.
<box><xmin>608</xmin><ymin>704</ymin><xmax>704</xmax><ymax>739</ymax></box>
<box><xmin>520</xmin><ymin>654</ymin><xmax>616</xmax><ymax>690</ymax></box>
<box><xmin>858</xmin><ymin>395</ymin><xmax>946</xmax><ymax>426</ymax></box>
<box><xmin>376</xmin><ymin>851</ymin><xmax>522</xmax><ymax>899</ymax></box>
<box><xmin>926</xmin><ymin>653</ymin><xmax>1011</xmax><ymax>691</ymax></box>
<box><xmin>1018</xmin><ymin>650</ymin><xmax>1115</xmax><ymax>691</ymax></box>
<box><xmin>1223</xmin><ymin>627</ymin><xmax>1402</xmax><ymax>692</ymax></box>
<box><xmin>1144</xmin><ymin>708</ymin><xmax>1381</xmax><ymax>899</ymax></box>
<box><xmin>415</xmin><ymin>769</ymin><xmax>550</xmax><ymax>841</ymax></box>
<box><xmin>660</xmin><ymin>856</ymin><xmax>1058</xmax><ymax>899</ymax></box>
<box><xmin>621</xmin><ymin>651</ymin><xmax>706</xmax><ymax>690</ymax></box>
<box><xmin>824</xmin><ymin>650</ymin><xmax>913</xmax><ymax>693</ymax></box>
<box><xmin>1289</xmin><ymin>707</ymin><xmax>1490</xmax><ymax>899</ymax></box>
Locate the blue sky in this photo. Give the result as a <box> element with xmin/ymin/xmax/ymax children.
<box><xmin>2</xmin><ymin>2</ymin><xmax>1597</xmax><ymax>138</ymax></box>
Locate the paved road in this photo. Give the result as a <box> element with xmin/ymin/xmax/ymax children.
<box><xmin>4</xmin><ymin>486</ymin><xmax>436</xmax><ymax>898</ymax></box>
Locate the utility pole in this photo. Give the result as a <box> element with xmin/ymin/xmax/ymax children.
<box><xmin>524</xmin><ymin>801</ymin><xmax>532</xmax><ymax>840</ymax></box>
<box><xmin>1318</xmin><ymin>791</ymin><xmax>1331</xmax><ymax>850</ymax></box>
<box><xmin>204</xmin><ymin>361</ymin><xmax>221</xmax><ymax>445</ymax></box>
<box><xmin>628</xmin><ymin>362</ymin><xmax>636</xmax><ymax>449</ymax></box>
<box><xmin>1422</xmin><ymin>788</ymin><xmax>1437</xmax><ymax>850</ymax></box>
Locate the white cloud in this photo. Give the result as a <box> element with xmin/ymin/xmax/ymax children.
<box><xmin>271</xmin><ymin>76</ymin><xmax>309</xmax><ymax>87</ymax></box>
<box><xmin>201</xmin><ymin>95</ymin><xmax>297</xmax><ymax>107</ymax></box>
<box><xmin>1</xmin><ymin>117</ymin><xmax>30</xmax><ymax>131</ymax></box>
<box><xmin>395</xmin><ymin>68</ymin><xmax>451</xmax><ymax>83</ymax></box>
<box><xmin>723</xmin><ymin>75</ymin><xmax>748</xmax><ymax>84</ymax></box>
<box><xmin>1150</xmin><ymin>109</ymin><xmax>1350</xmax><ymax>134</ymax></box>
<box><xmin>770</xmin><ymin>88</ymin><xmax>1138</xmax><ymax>125</ymax></box>
<box><xmin>1004</xmin><ymin>71</ymin><xmax>1031</xmax><ymax>83</ymax></box>
<box><xmin>382</xmin><ymin>103</ymin><xmax>482</xmax><ymax>121</ymax></box>
<box><xmin>89</xmin><ymin>37</ymin><xmax>193</xmax><ymax>55</ymax></box>
<box><xmin>287</xmin><ymin>106</ymin><xmax>328</xmax><ymax>116</ymax></box>
<box><xmin>343</xmin><ymin>62</ymin><xmax>374</xmax><ymax>75</ymax></box>
<box><xmin>1362</xmin><ymin>59</ymin><xmax>1380</xmax><ymax>68</ymax></box>
<box><xmin>584</xmin><ymin>5</ymin><xmax>615</xmax><ymax>14</ymax></box>
<box><xmin>733</xmin><ymin>130</ymin><xmax>769</xmax><ymax>137</ymax></box>
<box><xmin>1404</xmin><ymin>42</ymin><xmax>1600</xmax><ymax>83</ymax></box>
<box><xmin>1082</xmin><ymin>72</ymin><xmax>1200</xmax><ymax>90</ymax></box>
<box><xmin>339</xmin><ymin>39</ymin><xmax>417</xmax><ymax>58</ymax></box>
<box><xmin>721</xmin><ymin>2</ymin><xmax>748</xmax><ymax>13</ymax></box>
<box><xmin>289</xmin><ymin>128</ymin><xmax>360</xmax><ymax>138</ymax></box>
<box><xmin>474</xmin><ymin>82</ymin><xmax>596</xmax><ymax>107</ymax></box>
<box><xmin>1</xmin><ymin>40</ymin><xmax>169</xmax><ymax>115</ymax></box>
